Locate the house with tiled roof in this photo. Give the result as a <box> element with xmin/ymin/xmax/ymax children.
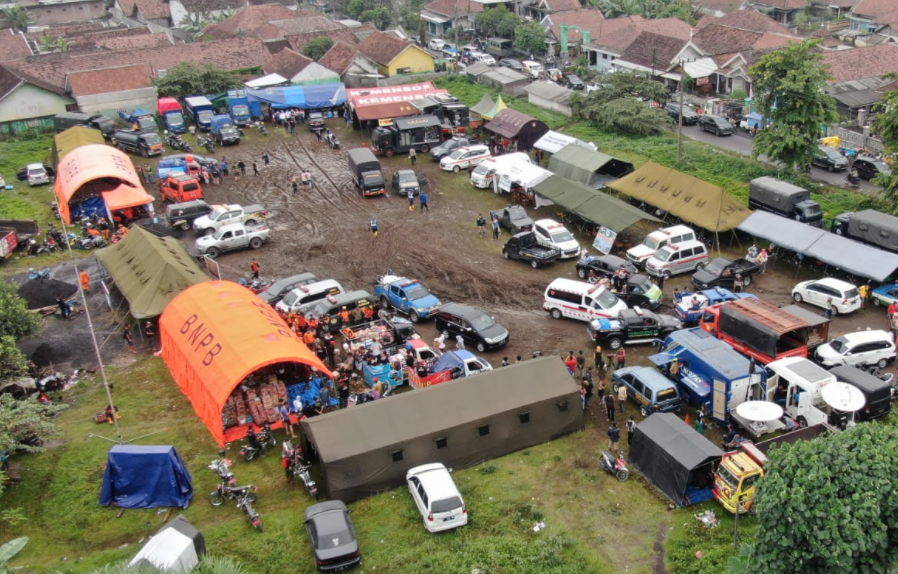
<box><xmin>700</xmin><ymin>0</ymin><xmax>745</xmax><ymax>17</ymax></box>
<box><xmin>317</xmin><ymin>40</ymin><xmax>379</xmax><ymax>87</ymax></box>
<box><xmin>421</xmin><ymin>0</ymin><xmax>488</xmax><ymax>37</ymax></box>
<box><xmin>18</xmin><ymin>0</ymin><xmax>106</xmax><ymax>26</ymax></box>
<box><xmin>97</xmin><ymin>32</ymin><xmax>174</xmax><ymax>51</ymax></box>
<box><xmin>0</xmin><ymin>64</ymin><xmax>73</xmax><ymax>135</ymax></box>
<box><xmin>849</xmin><ymin>0</ymin><xmax>898</xmax><ymax>36</ymax></box>
<box><xmin>582</xmin><ymin>16</ymin><xmax>691</xmax><ymax>72</ymax></box>
<box><xmin>113</xmin><ymin>0</ymin><xmax>172</xmax><ymax>26</ymax></box>
<box><xmin>284</xmin><ymin>24</ymin><xmax>375</xmax><ymax>54</ymax></box>
<box><xmin>168</xmin><ymin>0</ymin><xmax>247</xmax><ymax>27</ymax></box>
<box><xmin>268</xmin><ymin>47</ymin><xmax>340</xmax><ymax>84</ymax></box>
<box><xmin>694</xmin><ymin>10</ymin><xmax>795</xmax><ymax>34</ymax></box>
<box><xmin>615</xmin><ymin>31</ymin><xmax>690</xmax><ymax>82</ymax></box>
<box><xmin>0</xmin><ymin>29</ymin><xmax>33</xmax><ymax>62</ymax></box>
<box><xmin>65</xmin><ymin>64</ymin><xmax>157</xmax><ymax>113</ymax></box>
<box><xmin>743</xmin><ymin>0</ymin><xmax>808</xmax><ymax>25</ymax></box>
<box><xmin>202</xmin><ymin>4</ymin><xmax>299</xmax><ymax>39</ymax></box>
<box><xmin>517</xmin><ymin>0</ymin><xmax>581</xmax><ymax>22</ymax></box>
<box><xmin>821</xmin><ymin>43</ymin><xmax>898</xmax><ymax>117</ymax></box>
<box><xmin>540</xmin><ymin>8</ymin><xmax>605</xmax><ymax>56</ymax></box>
<box><xmin>357</xmin><ymin>30</ymin><xmax>434</xmax><ymax>77</ymax></box>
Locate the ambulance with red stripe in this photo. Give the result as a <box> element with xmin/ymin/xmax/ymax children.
<box><xmin>644</xmin><ymin>239</ymin><xmax>710</xmax><ymax>280</ymax></box>
<box><xmin>543</xmin><ymin>279</ymin><xmax>627</xmax><ymax>322</ymax></box>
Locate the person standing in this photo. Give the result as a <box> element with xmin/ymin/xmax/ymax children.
<box><xmin>576</xmin><ymin>350</ymin><xmax>586</xmax><ymax>378</ymax></box>
<box><xmin>56</xmin><ymin>295</ymin><xmax>71</xmax><ymax>319</ymax></box>
<box><xmin>304</xmin><ymin>168</ymin><xmax>313</xmax><ymax>188</ymax></box>
<box><xmin>615</xmin><ymin>347</ymin><xmax>626</xmax><ymax>369</ymax></box>
<box><xmin>279</xmin><ymin>400</ymin><xmax>295</xmax><ymax>438</ymax></box>
<box><xmin>221</xmin><ymin>160</ymin><xmax>229</xmax><ymax>178</ymax></box>
<box><xmin>407</xmin><ymin>189</ymin><xmax>415</xmax><ymax>211</ymax></box>
<box><xmin>292</xmin><ymin>176</ymin><xmax>299</xmax><ymax>194</ymax></box>
<box><xmin>617</xmin><ymin>381</ymin><xmax>626</xmax><ymax>413</ymax></box>
<box><xmin>859</xmin><ymin>282</ymin><xmax>869</xmax><ymax>309</ymax></box>
<box><xmin>419</xmin><ymin>190</ymin><xmax>429</xmax><ymax>212</ymax></box>
<box><xmin>123</xmin><ymin>326</ymin><xmax>136</xmax><ymax>354</ymax></box>
<box><xmin>476</xmin><ymin>214</ymin><xmax>486</xmax><ymax>237</ymax></box>
<box><xmin>491</xmin><ymin>214</ymin><xmax>500</xmax><ymax>240</ymax></box>
<box><xmin>594</xmin><ymin>344</ymin><xmax>605</xmax><ymax>373</ymax></box>
<box><xmin>583</xmin><ymin>378</ymin><xmax>594</xmax><ymax>410</ymax></box>
<box><xmin>237</xmin><ymin>160</ymin><xmax>246</xmax><ymax>177</ymax></box>
<box><xmin>338</xmin><ymin>378</ymin><xmax>350</xmax><ymax>409</ymax></box>
<box><xmin>757</xmin><ymin>249</ymin><xmax>768</xmax><ymax>273</ymax></box>
<box><xmin>252</xmin><ymin>161</ymin><xmax>260</xmax><ymax>176</ymax></box>
<box><xmin>456</xmin><ymin>334</ymin><xmax>465</xmax><ymax>351</ymax></box>
<box><xmin>626</xmin><ymin>416</ymin><xmax>636</xmax><ymax>446</ymax></box>
<box><xmin>603</xmin><ymin>392</ymin><xmax>615</xmax><ymax>423</ymax></box>
<box><xmin>370</xmin><ymin>216</ymin><xmax>379</xmax><ymax>238</ymax></box>
<box><xmin>80</xmin><ymin>270</ymin><xmax>91</xmax><ymax>294</ymax></box>
<box><xmin>564</xmin><ymin>352</ymin><xmax>577</xmax><ymax>375</ymax></box>
<box><xmin>657</xmin><ymin>272</ymin><xmax>665</xmax><ymax>290</ymax></box>
<box><xmin>409</xmin><ymin>148</ymin><xmax>417</xmax><ymax>165</ymax></box>
<box><xmin>607</xmin><ymin>421</ymin><xmax>621</xmax><ymax>451</ymax></box>
<box><xmin>262</xmin><ymin>151</ymin><xmax>270</xmax><ymax>166</ymax></box>
<box><xmin>251</xmin><ymin>259</ymin><xmax>260</xmax><ymax>279</ymax></box>
<box><xmin>824</xmin><ymin>297</ymin><xmax>833</xmax><ymax>319</ymax></box>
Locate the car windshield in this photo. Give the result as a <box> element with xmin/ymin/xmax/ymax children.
<box><xmin>472</xmin><ymin>164</ymin><xmax>490</xmax><ymax>176</ymax></box>
<box><xmin>550</xmin><ymin>230</ymin><xmax>574</xmax><ymax>243</ymax></box>
<box><xmin>469</xmin><ymin>313</ymin><xmax>496</xmax><ymax>330</ymax></box>
<box><xmin>803</xmin><ymin>204</ymin><xmax>822</xmax><ymax>217</ymax></box>
<box><xmin>822</xmin><ymin>148</ymin><xmax>841</xmax><ymax>159</ymax></box>
<box><xmin>596</xmin><ymin>289</ymin><xmax>619</xmax><ymax>308</ymax></box>
<box><xmin>28</xmin><ymin>168</ymin><xmax>44</xmax><ymax>176</ymax></box>
<box><xmin>718</xmin><ymin>465</ymin><xmax>740</xmax><ymax>490</ymax></box>
<box><xmin>654</xmin><ymin>248</ymin><xmax>674</xmax><ymax>262</ymax></box>
<box><xmin>399</xmin><ymin>172</ymin><xmax>417</xmax><ymax>184</ymax></box>
<box><xmin>704</xmin><ymin>260</ymin><xmax>726</xmax><ymax>275</ymax></box>
<box><xmin>406</xmin><ymin>286</ymin><xmax>429</xmax><ymax>300</ymax></box>
<box><xmin>828</xmin><ymin>337</ymin><xmax>848</xmax><ymax>353</ymax></box>
<box><xmin>432</xmin><ymin>496</ymin><xmax>463</xmax><ymax>513</ymax></box>
<box><xmin>448</xmin><ymin>150</ymin><xmax>464</xmax><ymax>160</ymax></box>
<box><xmin>657</xmin><ymin>388</ymin><xmax>678</xmax><ymax>400</ymax></box>
<box><xmin>637</xmin><ymin>277</ymin><xmax>654</xmax><ymax>292</ymax></box>
<box><xmin>642</xmin><ymin>237</ymin><xmax>661</xmax><ymax>250</ymax></box>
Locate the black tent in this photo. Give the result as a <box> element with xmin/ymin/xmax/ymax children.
<box><xmin>629</xmin><ymin>413</ymin><xmax>723</xmax><ymax>507</ymax></box>
<box><xmin>484</xmin><ymin>109</ymin><xmax>549</xmax><ymax>151</ymax></box>
<box><xmin>300</xmin><ymin>357</ymin><xmax>582</xmax><ymax>502</ymax></box>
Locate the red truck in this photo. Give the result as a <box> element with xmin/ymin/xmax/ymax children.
<box><xmin>699</xmin><ymin>297</ymin><xmax>829</xmax><ymax>364</ymax></box>
<box><xmin>0</xmin><ymin>220</ymin><xmax>39</xmax><ymax>259</ymax></box>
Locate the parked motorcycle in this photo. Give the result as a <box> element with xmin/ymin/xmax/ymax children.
<box><xmin>239</xmin><ymin>424</ymin><xmax>276</xmax><ymax>461</ymax></box>
<box><xmin>239</xmin><ymin>277</ymin><xmax>274</xmax><ymax>294</ymax></box>
<box><xmin>237</xmin><ymin>492</ymin><xmax>263</xmax><ymax>532</ymax></box>
<box><xmin>282</xmin><ymin>440</ymin><xmax>318</xmax><ymax>499</ymax></box>
<box><xmin>600</xmin><ymin>450</ymin><xmax>629</xmax><ymax>481</ymax></box>
<box><xmin>50</xmin><ymin>201</ymin><xmax>61</xmax><ymax>220</ymax></box>
<box><xmin>207</xmin><ymin>449</ymin><xmax>237</xmax><ymax>486</ymax></box>
<box><xmin>210</xmin><ymin>482</ymin><xmax>257</xmax><ymax>507</ymax></box>
<box><xmin>196</xmin><ymin>136</ymin><xmax>215</xmax><ymax>153</ymax></box>
<box><xmin>28</xmin><ymin>268</ymin><xmax>50</xmax><ymax>281</ymax></box>
<box><xmin>27</xmin><ymin>239</ymin><xmax>48</xmax><ymax>256</ymax></box>
<box><xmin>846</xmin><ymin>173</ymin><xmax>860</xmax><ymax>189</ymax></box>
<box><xmin>325</xmin><ymin>132</ymin><xmax>340</xmax><ymax>150</ymax></box>
<box><xmin>252</xmin><ymin>121</ymin><xmax>269</xmax><ymax>136</ymax></box>
<box><xmin>76</xmin><ymin>235</ymin><xmax>106</xmax><ymax>250</ymax></box>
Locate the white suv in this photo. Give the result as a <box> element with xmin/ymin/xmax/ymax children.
<box><xmin>792</xmin><ymin>277</ymin><xmax>861</xmax><ymax>315</ymax></box>
<box><xmin>26</xmin><ymin>163</ymin><xmax>50</xmax><ymax>186</ymax></box>
<box><xmin>406</xmin><ymin>463</ymin><xmax>467</xmax><ymax>533</ymax></box>
<box><xmin>816</xmin><ymin>330</ymin><xmax>896</xmax><ymax>368</ymax></box>
<box><xmin>533</xmin><ymin>219</ymin><xmax>580</xmax><ymax>259</ymax></box>
<box><xmin>440</xmin><ymin>145</ymin><xmax>491</xmax><ymax>172</ymax></box>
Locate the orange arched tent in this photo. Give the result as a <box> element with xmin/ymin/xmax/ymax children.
<box><xmin>159</xmin><ymin>281</ymin><xmax>333</xmax><ymax>445</ymax></box>
<box><xmin>53</xmin><ymin>144</ymin><xmax>153</xmax><ymax>224</ymax></box>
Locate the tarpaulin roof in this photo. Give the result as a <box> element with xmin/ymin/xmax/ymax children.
<box><xmin>737</xmin><ymin>211</ymin><xmax>898</xmax><ymax>282</ymax></box>
<box><xmin>95</xmin><ymin>226</ymin><xmax>206</xmax><ymax>319</ymax></box>
<box><xmin>483</xmin><ymin>95</ymin><xmax>507</xmax><ymax>120</ymax></box>
<box><xmin>53</xmin><ymin>144</ymin><xmax>151</xmax><ymax>225</ymax></box>
<box><xmin>549</xmin><ymin>144</ymin><xmax>615</xmax><ymax>185</ymax></box>
<box><xmin>246</xmin><ymin>83</ymin><xmax>347</xmax><ymax>109</ymax></box>
<box><xmin>245</xmin><ymin>74</ymin><xmax>289</xmax><ymax>88</ymax></box>
<box><xmin>608</xmin><ymin>162</ymin><xmax>751</xmax><ymax>232</ymax></box>
<box><xmin>485</xmin><ymin>108</ymin><xmax>544</xmax><ymax>139</ymax></box>
<box><xmin>533</xmin><ymin>130</ymin><xmax>596</xmax><ymax>154</ymax></box>
<box><xmin>52</xmin><ymin>125</ymin><xmax>104</xmax><ymax>165</ymax></box>
<box><xmin>347</xmin><ymin>82</ymin><xmax>449</xmax><ymax>121</ymax></box>
<box><xmin>100</xmin><ymin>445</ymin><xmax>193</xmax><ymax>509</ymax></box>
<box><xmin>629</xmin><ymin>413</ymin><xmax>723</xmax><ymax>507</ymax></box>
<box><xmin>470</xmin><ymin>94</ymin><xmax>495</xmax><ymax>116</ymax></box>
<box><xmin>159</xmin><ymin>281</ymin><xmax>333</xmax><ymax>445</ymax></box>
<box><xmin>533</xmin><ymin>175</ymin><xmax>659</xmax><ymax>232</ymax></box>
<box><xmin>499</xmin><ymin>161</ymin><xmax>552</xmax><ymax>189</ymax></box>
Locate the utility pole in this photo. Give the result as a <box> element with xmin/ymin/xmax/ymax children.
<box><xmin>453</xmin><ymin>5</ymin><xmax>460</xmax><ymax>73</ymax></box>
<box><xmin>677</xmin><ymin>79</ymin><xmax>685</xmax><ymax>163</ymax></box>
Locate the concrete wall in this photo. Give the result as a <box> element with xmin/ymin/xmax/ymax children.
<box><xmin>0</xmin><ymin>83</ymin><xmax>72</xmax><ymax>123</ymax></box>
<box><xmin>26</xmin><ymin>0</ymin><xmax>106</xmax><ymax>26</ymax></box>
<box><xmin>75</xmin><ymin>86</ymin><xmax>158</xmax><ymax>114</ymax></box>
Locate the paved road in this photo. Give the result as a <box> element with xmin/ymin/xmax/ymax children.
<box><xmin>680</xmin><ymin>123</ymin><xmax>881</xmax><ymax>193</ymax></box>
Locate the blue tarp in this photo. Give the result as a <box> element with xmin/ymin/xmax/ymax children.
<box><xmin>71</xmin><ymin>195</ymin><xmax>107</xmax><ymax>220</ymax></box>
<box><xmin>287</xmin><ymin>378</ymin><xmax>338</xmax><ymax>411</ymax></box>
<box><xmin>100</xmin><ymin>445</ymin><xmax>193</xmax><ymax>509</ymax></box>
<box><xmin>431</xmin><ymin>350</ymin><xmax>475</xmax><ymax>374</ymax></box>
<box><xmin>246</xmin><ymin>83</ymin><xmax>347</xmax><ymax>110</ymax></box>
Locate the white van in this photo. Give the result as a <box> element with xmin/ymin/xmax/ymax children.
<box><xmin>644</xmin><ymin>240</ymin><xmax>709</xmax><ymax>279</ymax></box>
<box><xmin>469</xmin><ymin>152</ymin><xmax>530</xmax><ymax>188</ymax></box>
<box><xmin>533</xmin><ymin>219</ymin><xmax>580</xmax><ymax>259</ymax></box>
<box><xmin>543</xmin><ymin>278</ymin><xmax>628</xmax><ymax>322</ymax></box>
<box><xmin>428</xmin><ymin>38</ymin><xmax>446</xmax><ymax>52</ymax></box>
<box><xmin>626</xmin><ymin>224</ymin><xmax>697</xmax><ymax>267</ymax></box>
<box><xmin>275</xmin><ymin>279</ymin><xmax>344</xmax><ymax>314</ymax></box>
<box><xmin>522</xmin><ymin>60</ymin><xmax>544</xmax><ymax>79</ymax></box>
<box><xmin>471</xmin><ymin>51</ymin><xmax>496</xmax><ymax>66</ymax></box>
<box><xmin>440</xmin><ymin>144</ymin><xmax>491</xmax><ymax>172</ymax></box>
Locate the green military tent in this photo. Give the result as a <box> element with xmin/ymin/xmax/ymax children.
<box><xmin>533</xmin><ymin>176</ymin><xmax>659</xmax><ymax>232</ymax></box>
<box><xmin>607</xmin><ymin>162</ymin><xmax>751</xmax><ymax>232</ymax></box>
<box><xmin>548</xmin><ymin>144</ymin><xmax>634</xmax><ymax>188</ymax></box>
<box><xmin>95</xmin><ymin>226</ymin><xmax>207</xmax><ymax>319</ymax></box>
<box><xmin>52</xmin><ymin>125</ymin><xmax>105</xmax><ymax>166</ymax></box>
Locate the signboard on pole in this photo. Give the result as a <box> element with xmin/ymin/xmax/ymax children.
<box><xmin>592</xmin><ymin>226</ymin><xmax>617</xmax><ymax>254</ymax></box>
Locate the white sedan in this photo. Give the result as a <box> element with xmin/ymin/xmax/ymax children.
<box><xmin>791</xmin><ymin>277</ymin><xmax>861</xmax><ymax>315</ymax></box>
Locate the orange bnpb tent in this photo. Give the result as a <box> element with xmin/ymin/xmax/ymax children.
<box><xmin>53</xmin><ymin>144</ymin><xmax>153</xmax><ymax>224</ymax></box>
<box><xmin>159</xmin><ymin>281</ymin><xmax>333</xmax><ymax>445</ymax></box>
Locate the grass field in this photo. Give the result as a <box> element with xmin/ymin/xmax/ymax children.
<box><xmin>0</xmin><ymin>134</ymin><xmax>56</xmax><ymax>221</ymax></box>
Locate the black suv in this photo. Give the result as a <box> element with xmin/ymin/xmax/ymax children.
<box><xmin>663</xmin><ymin>102</ymin><xmax>698</xmax><ymax>125</ymax></box>
<box><xmin>853</xmin><ymin>156</ymin><xmax>891</xmax><ymax>180</ymax></box>
<box><xmin>587</xmin><ymin>308</ymin><xmax>681</xmax><ymax>350</ymax></box>
<box><xmin>812</xmin><ymin>145</ymin><xmax>849</xmax><ymax>172</ymax></box>
<box><xmin>434</xmin><ymin>302</ymin><xmax>509</xmax><ymax>352</ymax></box>
<box><xmin>165</xmin><ymin>200</ymin><xmax>212</xmax><ymax>231</ymax></box>
<box><xmin>308</xmin><ymin>111</ymin><xmax>326</xmax><ymax>132</ymax></box>
<box><xmin>697</xmin><ymin>114</ymin><xmax>734</xmax><ymax>136</ymax></box>
<box><xmin>575</xmin><ymin>254</ymin><xmax>637</xmax><ymax>281</ymax></box>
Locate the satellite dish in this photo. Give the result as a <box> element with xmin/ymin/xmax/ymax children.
<box><xmin>735</xmin><ymin>400</ymin><xmax>783</xmax><ymax>423</ymax></box>
<box><xmin>821</xmin><ymin>382</ymin><xmax>865</xmax><ymax>412</ymax></box>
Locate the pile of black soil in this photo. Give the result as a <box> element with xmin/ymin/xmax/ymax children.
<box><xmin>30</xmin><ymin>343</ymin><xmax>56</xmax><ymax>368</ymax></box>
<box><xmin>18</xmin><ymin>278</ymin><xmax>77</xmax><ymax>309</ymax></box>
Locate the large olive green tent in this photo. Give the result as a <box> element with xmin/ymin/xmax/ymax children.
<box><xmin>548</xmin><ymin>144</ymin><xmax>634</xmax><ymax>188</ymax></box>
<box><xmin>534</xmin><ymin>176</ymin><xmax>658</xmax><ymax>232</ymax></box>
<box><xmin>52</xmin><ymin>125</ymin><xmax>105</xmax><ymax>166</ymax></box>
<box><xmin>608</xmin><ymin>162</ymin><xmax>751</xmax><ymax>232</ymax></box>
<box><xmin>95</xmin><ymin>226</ymin><xmax>207</xmax><ymax>319</ymax></box>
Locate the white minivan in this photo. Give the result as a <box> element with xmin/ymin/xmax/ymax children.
<box><xmin>626</xmin><ymin>225</ymin><xmax>697</xmax><ymax>267</ymax></box>
<box><xmin>406</xmin><ymin>463</ymin><xmax>468</xmax><ymax>533</ymax></box>
<box><xmin>275</xmin><ymin>279</ymin><xmax>344</xmax><ymax>314</ymax></box>
<box><xmin>533</xmin><ymin>219</ymin><xmax>580</xmax><ymax>259</ymax></box>
<box><xmin>543</xmin><ymin>278</ymin><xmax>628</xmax><ymax>322</ymax></box>
<box><xmin>644</xmin><ymin>240</ymin><xmax>709</xmax><ymax>279</ymax></box>
<box><xmin>469</xmin><ymin>152</ymin><xmax>530</xmax><ymax>188</ymax></box>
<box><xmin>440</xmin><ymin>144</ymin><xmax>491</xmax><ymax>172</ymax></box>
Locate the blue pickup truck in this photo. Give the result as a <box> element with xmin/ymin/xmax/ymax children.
<box><xmin>674</xmin><ymin>288</ymin><xmax>757</xmax><ymax>325</ymax></box>
<box><xmin>374</xmin><ymin>275</ymin><xmax>441</xmax><ymax>323</ymax></box>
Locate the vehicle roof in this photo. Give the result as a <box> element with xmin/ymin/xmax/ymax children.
<box><xmin>803</xmin><ymin>277</ymin><xmax>857</xmax><ymax>290</ymax></box>
<box><xmin>616</xmin><ymin>366</ymin><xmax>677</xmax><ymax>389</ymax></box>
<box><xmin>456</xmin><ymin>144</ymin><xmax>489</xmax><ymax>153</ymax></box>
<box><xmin>829</xmin><ymin>365</ymin><xmax>891</xmax><ymax>393</ymax></box>
<box><xmin>654</xmin><ymin>224</ymin><xmax>694</xmax><ymax>236</ymax></box>
<box><xmin>168</xmin><ymin>172</ymin><xmax>198</xmax><ymax>182</ymax></box>
<box><xmin>26</xmin><ymin>163</ymin><xmax>45</xmax><ymax>169</ymax></box>
<box><xmin>702</xmin><ymin>114</ymin><xmax>728</xmax><ymax>121</ymax></box>
<box><xmin>218</xmin><ymin>222</ymin><xmax>257</xmax><ymax>232</ymax></box>
<box><xmin>288</xmin><ymin>278</ymin><xmax>341</xmax><ymax>295</ymax></box>
<box><xmin>769</xmin><ymin>357</ymin><xmax>833</xmax><ymax>386</ymax></box>
<box><xmin>833</xmin><ymin>329</ymin><xmax>892</xmax><ymax>344</ymax></box>
<box><xmin>265</xmin><ymin>272</ymin><xmax>318</xmax><ymax>295</ymax></box>
<box><xmin>439</xmin><ymin>302</ymin><xmax>487</xmax><ymax>321</ymax></box>
<box><xmin>165</xmin><ymin>199</ymin><xmax>210</xmax><ymax>211</ymax></box>
<box><xmin>407</xmin><ymin>463</ymin><xmax>461</xmax><ymax>495</ymax></box>
<box><xmin>655</xmin><ymin>239</ymin><xmax>706</xmax><ymax>252</ymax></box>
<box><xmin>547</xmin><ymin>278</ymin><xmax>606</xmax><ymax>295</ymax></box>
<box><xmin>534</xmin><ymin>218</ymin><xmax>569</xmax><ymax>230</ymax></box>
<box><xmin>304</xmin><ymin>499</ymin><xmax>349</xmax><ymax>521</ymax></box>
<box><xmin>396</xmin><ymin>169</ymin><xmax>417</xmax><ymax>177</ymax></box>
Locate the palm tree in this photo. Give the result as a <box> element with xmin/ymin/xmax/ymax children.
<box><xmin>1</xmin><ymin>5</ymin><xmax>36</xmax><ymax>32</ymax></box>
<box><xmin>38</xmin><ymin>35</ymin><xmax>70</xmax><ymax>53</ymax></box>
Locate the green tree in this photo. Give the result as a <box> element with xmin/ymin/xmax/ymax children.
<box><xmin>1</xmin><ymin>5</ymin><xmax>35</xmax><ymax>32</ymax></box>
<box><xmin>38</xmin><ymin>35</ymin><xmax>69</xmax><ymax>53</ymax></box>
<box><xmin>347</xmin><ymin>0</ymin><xmax>372</xmax><ymax>20</ymax></box>
<box><xmin>748</xmin><ymin>40</ymin><xmax>839</xmax><ymax>171</ymax></box>
<box><xmin>0</xmin><ymin>282</ymin><xmax>40</xmax><ymax>340</ymax></box>
<box><xmin>302</xmin><ymin>36</ymin><xmax>334</xmax><ymax>61</ymax></box>
<box><xmin>571</xmin><ymin>72</ymin><xmax>671</xmax><ymax>136</ymax></box>
<box><xmin>871</xmin><ymin>72</ymin><xmax>898</xmax><ymax>208</ymax></box>
<box><xmin>359</xmin><ymin>7</ymin><xmax>391</xmax><ymax>30</ymax></box>
<box><xmin>153</xmin><ymin>63</ymin><xmax>242</xmax><ymax>99</ymax></box>
<box><xmin>476</xmin><ymin>6</ymin><xmax>514</xmax><ymax>37</ymax></box>
<box><xmin>514</xmin><ymin>20</ymin><xmax>546</xmax><ymax>56</ymax></box>
<box><xmin>0</xmin><ymin>337</ymin><xmax>28</xmax><ymax>383</ymax></box>
<box><xmin>743</xmin><ymin>424</ymin><xmax>898</xmax><ymax>574</ymax></box>
<box><xmin>496</xmin><ymin>10</ymin><xmax>521</xmax><ymax>39</ymax></box>
<box><xmin>0</xmin><ymin>394</ymin><xmax>66</xmax><ymax>455</ymax></box>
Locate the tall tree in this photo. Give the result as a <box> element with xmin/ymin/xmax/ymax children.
<box><xmin>1</xmin><ymin>5</ymin><xmax>35</xmax><ymax>32</ymax></box>
<box><xmin>0</xmin><ymin>282</ymin><xmax>40</xmax><ymax>340</ymax></box>
<box><xmin>571</xmin><ymin>72</ymin><xmax>671</xmax><ymax>136</ymax></box>
<box><xmin>514</xmin><ymin>20</ymin><xmax>546</xmax><ymax>57</ymax></box>
<box><xmin>359</xmin><ymin>7</ymin><xmax>391</xmax><ymax>29</ymax></box>
<box><xmin>740</xmin><ymin>424</ymin><xmax>898</xmax><ymax>574</ymax></box>
<box><xmin>476</xmin><ymin>6</ymin><xmax>515</xmax><ymax>38</ymax></box>
<box><xmin>0</xmin><ymin>394</ymin><xmax>67</xmax><ymax>456</ymax></box>
<box><xmin>748</xmin><ymin>40</ymin><xmax>839</xmax><ymax>171</ymax></box>
<box><xmin>153</xmin><ymin>63</ymin><xmax>242</xmax><ymax>99</ymax></box>
<box><xmin>871</xmin><ymin>72</ymin><xmax>898</xmax><ymax>208</ymax></box>
<box><xmin>302</xmin><ymin>36</ymin><xmax>334</xmax><ymax>61</ymax></box>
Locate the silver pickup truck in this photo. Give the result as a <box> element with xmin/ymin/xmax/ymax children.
<box><xmin>194</xmin><ymin>222</ymin><xmax>270</xmax><ymax>258</ymax></box>
<box><xmin>193</xmin><ymin>203</ymin><xmax>267</xmax><ymax>236</ymax></box>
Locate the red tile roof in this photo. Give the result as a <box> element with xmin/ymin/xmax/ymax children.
<box><xmin>619</xmin><ymin>31</ymin><xmax>688</xmax><ymax>70</ymax></box>
<box><xmin>0</xmin><ymin>30</ymin><xmax>33</xmax><ymax>62</ymax></box>
<box><xmin>0</xmin><ymin>65</ymin><xmax>25</xmax><ymax>100</ymax></box>
<box><xmin>66</xmin><ymin>64</ymin><xmax>153</xmax><ymax>96</ymax></box>
<box><xmin>822</xmin><ymin>44</ymin><xmax>898</xmax><ymax>83</ymax></box>
<box><xmin>357</xmin><ymin>31</ymin><xmax>413</xmax><ymax>66</ymax></box>
<box><xmin>695</xmin><ymin>10</ymin><xmax>794</xmax><ymax>34</ymax></box>
<box><xmin>699</xmin><ymin>0</ymin><xmax>744</xmax><ymax>13</ymax></box>
<box><xmin>851</xmin><ymin>0</ymin><xmax>898</xmax><ymax>23</ymax></box>
<box><xmin>268</xmin><ymin>16</ymin><xmax>344</xmax><ymax>35</ymax></box>
<box><xmin>134</xmin><ymin>0</ymin><xmax>170</xmax><ymax>20</ymax></box>
<box><xmin>181</xmin><ymin>0</ymin><xmax>245</xmax><ymax>11</ymax></box>
<box><xmin>690</xmin><ymin>23</ymin><xmax>794</xmax><ymax>55</ymax></box>
<box><xmin>98</xmin><ymin>32</ymin><xmax>173</xmax><ymax>50</ymax></box>
<box><xmin>588</xmin><ymin>16</ymin><xmax>690</xmax><ymax>53</ymax></box>
<box><xmin>423</xmin><ymin>0</ymin><xmax>484</xmax><ymax>18</ymax></box>
<box><xmin>545</xmin><ymin>0</ymin><xmax>581</xmax><ymax>13</ymax></box>
<box><xmin>545</xmin><ymin>9</ymin><xmax>605</xmax><ymax>43</ymax></box>
<box><xmin>754</xmin><ymin>0</ymin><xmax>807</xmax><ymax>9</ymax></box>
<box><xmin>203</xmin><ymin>4</ymin><xmax>301</xmax><ymax>39</ymax></box>
<box><xmin>268</xmin><ymin>47</ymin><xmax>313</xmax><ymax>78</ymax></box>
<box><xmin>318</xmin><ymin>40</ymin><xmax>360</xmax><ymax>74</ymax></box>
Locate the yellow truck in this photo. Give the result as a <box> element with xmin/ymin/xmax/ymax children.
<box><xmin>713</xmin><ymin>442</ymin><xmax>766</xmax><ymax>514</ymax></box>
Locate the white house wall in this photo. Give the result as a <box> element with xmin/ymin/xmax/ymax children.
<box><xmin>0</xmin><ymin>83</ymin><xmax>72</xmax><ymax>123</ymax></box>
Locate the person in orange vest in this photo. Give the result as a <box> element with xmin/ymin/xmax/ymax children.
<box><xmin>337</xmin><ymin>306</ymin><xmax>350</xmax><ymax>325</ymax></box>
<box><xmin>302</xmin><ymin>329</ymin><xmax>316</xmax><ymax>345</ymax></box>
<box><xmin>362</xmin><ymin>306</ymin><xmax>374</xmax><ymax>321</ymax></box>
<box><xmin>251</xmin><ymin>259</ymin><xmax>260</xmax><ymax>279</ymax></box>
<box><xmin>296</xmin><ymin>313</ymin><xmax>307</xmax><ymax>331</ymax></box>
<box><xmin>80</xmin><ymin>270</ymin><xmax>90</xmax><ymax>294</ymax></box>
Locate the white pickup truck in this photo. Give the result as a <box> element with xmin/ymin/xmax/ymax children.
<box><xmin>195</xmin><ymin>222</ymin><xmax>270</xmax><ymax>258</ymax></box>
<box><xmin>193</xmin><ymin>203</ymin><xmax>267</xmax><ymax>236</ymax></box>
